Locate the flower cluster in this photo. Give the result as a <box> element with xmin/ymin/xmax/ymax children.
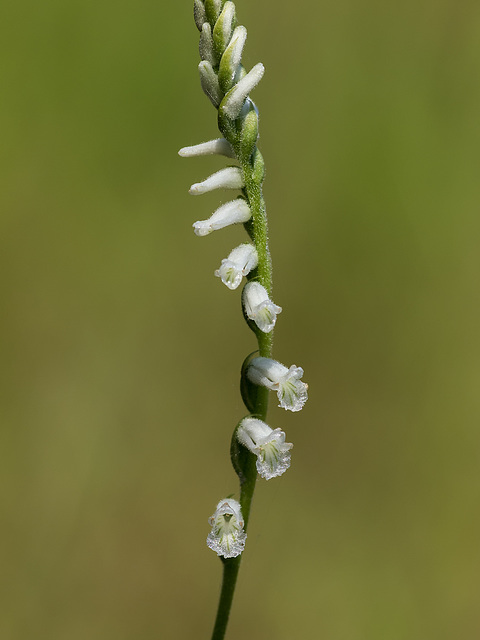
<box><xmin>181</xmin><ymin>0</ymin><xmax>308</xmax><ymax>560</ymax></box>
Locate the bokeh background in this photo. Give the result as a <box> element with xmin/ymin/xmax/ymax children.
<box><xmin>1</xmin><ymin>0</ymin><xmax>480</xmax><ymax>638</ymax></box>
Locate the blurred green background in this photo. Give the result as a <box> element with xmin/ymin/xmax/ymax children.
<box><xmin>1</xmin><ymin>1</ymin><xmax>480</xmax><ymax>638</ymax></box>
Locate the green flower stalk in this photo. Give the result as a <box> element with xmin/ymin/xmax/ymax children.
<box><xmin>179</xmin><ymin>1</ymin><xmax>309</xmax><ymax>638</ymax></box>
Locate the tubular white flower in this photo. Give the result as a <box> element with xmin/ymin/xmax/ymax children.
<box><xmin>222</xmin><ymin>63</ymin><xmax>265</xmax><ymax>119</ymax></box>
<box><xmin>193</xmin><ymin>199</ymin><xmax>251</xmax><ymax>236</ymax></box>
<box><xmin>246</xmin><ymin>357</ymin><xmax>308</xmax><ymax>412</ymax></box>
<box><xmin>178</xmin><ymin>138</ymin><xmax>235</xmax><ymax>159</ymax></box>
<box><xmin>189</xmin><ymin>167</ymin><xmax>244</xmax><ymax>195</ymax></box>
<box><xmin>237</xmin><ymin>417</ymin><xmax>293</xmax><ymax>480</ymax></box>
<box><xmin>242</xmin><ymin>281</ymin><xmax>282</xmax><ymax>333</ymax></box>
<box><xmin>207</xmin><ymin>498</ymin><xmax>247</xmax><ymax>558</ymax></box>
<box><xmin>214</xmin><ymin>243</ymin><xmax>258</xmax><ymax>290</ymax></box>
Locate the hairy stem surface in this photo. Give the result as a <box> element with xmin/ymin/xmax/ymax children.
<box><xmin>211</xmin><ymin>180</ymin><xmax>272</xmax><ymax>640</ymax></box>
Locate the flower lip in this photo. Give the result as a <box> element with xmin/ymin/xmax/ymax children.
<box><xmin>215</xmin><ymin>243</ymin><xmax>258</xmax><ymax>290</ymax></box>
<box><xmin>207</xmin><ymin>498</ymin><xmax>247</xmax><ymax>558</ymax></box>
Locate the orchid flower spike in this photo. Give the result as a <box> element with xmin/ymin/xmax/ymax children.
<box><xmin>215</xmin><ymin>243</ymin><xmax>258</xmax><ymax>290</ymax></box>
<box><xmin>193</xmin><ymin>199</ymin><xmax>251</xmax><ymax>236</ymax></box>
<box><xmin>237</xmin><ymin>417</ymin><xmax>293</xmax><ymax>480</ymax></box>
<box><xmin>243</xmin><ymin>282</ymin><xmax>282</xmax><ymax>333</ymax></box>
<box><xmin>207</xmin><ymin>498</ymin><xmax>247</xmax><ymax>558</ymax></box>
<box><xmin>246</xmin><ymin>357</ymin><xmax>308</xmax><ymax>412</ymax></box>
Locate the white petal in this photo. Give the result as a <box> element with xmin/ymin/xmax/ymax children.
<box><xmin>252</xmin><ymin>300</ymin><xmax>282</xmax><ymax>333</ymax></box>
<box><xmin>255</xmin><ymin>429</ymin><xmax>293</xmax><ymax>480</ymax></box>
<box><xmin>214</xmin><ymin>244</ymin><xmax>258</xmax><ymax>289</ymax></box>
<box><xmin>277</xmin><ymin>366</ymin><xmax>308</xmax><ymax>412</ymax></box>
<box><xmin>189</xmin><ymin>167</ymin><xmax>243</xmax><ymax>195</ymax></box>
<box><xmin>178</xmin><ymin>138</ymin><xmax>235</xmax><ymax>158</ymax></box>
<box><xmin>237</xmin><ymin>417</ymin><xmax>272</xmax><ymax>443</ymax></box>
<box><xmin>193</xmin><ymin>200</ymin><xmax>251</xmax><ymax>236</ymax></box>
<box><xmin>246</xmin><ymin>357</ymin><xmax>289</xmax><ymax>389</ymax></box>
<box><xmin>215</xmin><ymin>259</ymin><xmax>243</xmax><ymax>290</ymax></box>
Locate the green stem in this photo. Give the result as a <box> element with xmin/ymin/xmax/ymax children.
<box><xmin>210</xmin><ymin>171</ymin><xmax>272</xmax><ymax>640</ymax></box>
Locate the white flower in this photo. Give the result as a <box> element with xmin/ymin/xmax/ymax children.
<box><xmin>215</xmin><ymin>243</ymin><xmax>258</xmax><ymax>290</ymax></box>
<box><xmin>246</xmin><ymin>357</ymin><xmax>308</xmax><ymax>412</ymax></box>
<box><xmin>207</xmin><ymin>498</ymin><xmax>247</xmax><ymax>558</ymax></box>
<box><xmin>193</xmin><ymin>199</ymin><xmax>251</xmax><ymax>236</ymax></box>
<box><xmin>189</xmin><ymin>167</ymin><xmax>244</xmax><ymax>195</ymax></box>
<box><xmin>237</xmin><ymin>417</ymin><xmax>293</xmax><ymax>480</ymax></box>
<box><xmin>242</xmin><ymin>282</ymin><xmax>282</xmax><ymax>333</ymax></box>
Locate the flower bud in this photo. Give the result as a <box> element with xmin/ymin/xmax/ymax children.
<box><xmin>221</xmin><ymin>63</ymin><xmax>264</xmax><ymax>120</ymax></box>
<box><xmin>213</xmin><ymin>1</ymin><xmax>236</xmax><ymax>60</ymax></box>
<box><xmin>218</xmin><ymin>26</ymin><xmax>247</xmax><ymax>93</ymax></box>
<box><xmin>204</xmin><ymin>0</ymin><xmax>224</xmax><ymax>26</ymax></box>
<box><xmin>194</xmin><ymin>0</ymin><xmax>206</xmax><ymax>31</ymax></box>
<box><xmin>198</xmin><ymin>60</ymin><xmax>222</xmax><ymax>107</ymax></box>
<box><xmin>199</xmin><ymin>22</ymin><xmax>217</xmax><ymax>66</ymax></box>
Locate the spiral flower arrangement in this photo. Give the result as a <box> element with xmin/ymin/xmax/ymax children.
<box><xmin>179</xmin><ymin>2</ymin><xmax>308</xmax><ymax>637</ymax></box>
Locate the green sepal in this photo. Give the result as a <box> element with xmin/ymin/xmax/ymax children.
<box><xmin>218</xmin><ymin>106</ymin><xmax>237</xmax><ymax>143</ymax></box>
<box><xmin>252</xmin><ymin>149</ymin><xmax>265</xmax><ymax>185</ymax></box>
<box><xmin>240</xmin><ymin>350</ymin><xmax>260</xmax><ymax>413</ymax></box>
<box><xmin>238</xmin><ymin>101</ymin><xmax>259</xmax><ymax>163</ymax></box>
